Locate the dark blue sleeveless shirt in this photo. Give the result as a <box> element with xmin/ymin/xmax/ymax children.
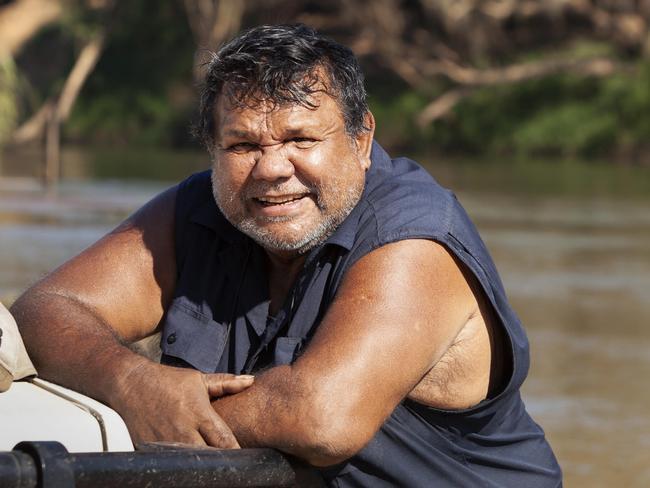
<box><xmin>161</xmin><ymin>142</ymin><xmax>562</xmax><ymax>487</ymax></box>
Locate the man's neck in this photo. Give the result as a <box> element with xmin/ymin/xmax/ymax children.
<box><xmin>265</xmin><ymin>250</ymin><xmax>307</xmax><ymax>317</ymax></box>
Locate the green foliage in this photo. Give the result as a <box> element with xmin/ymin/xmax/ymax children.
<box><xmin>511</xmin><ymin>102</ymin><xmax>618</xmax><ymax>157</ymax></box>
<box><xmin>369</xmin><ymin>90</ymin><xmax>431</xmax><ymax>151</ymax></box>
<box><xmin>0</xmin><ymin>56</ymin><xmax>18</xmax><ymax>147</ymax></box>
<box><xmin>65</xmin><ymin>0</ymin><xmax>196</xmax><ymax>146</ymax></box>
<box><xmin>66</xmin><ymin>86</ymin><xmax>189</xmax><ymax>145</ymax></box>
<box><xmin>60</xmin><ymin>1</ymin><xmax>113</xmax><ymax>40</ymax></box>
<box><xmin>381</xmin><ymin>60</ymin><xmax>650</xmax><ymax>160</ymax></box>
<box><xmin>612</xmin><ymin>63</ymin><xmax>650</xmax><ymax>142</ymax></box>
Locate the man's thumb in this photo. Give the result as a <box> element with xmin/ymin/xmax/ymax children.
<box><xmin>204</xmin><ymin>373</ymin><xmax>254</xmax><ymax>397</ymax></box>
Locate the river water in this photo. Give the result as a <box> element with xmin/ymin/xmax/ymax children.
<box><xmin>1</xmin><ymin>148</ymin><xmax>649</xmax><ymax>486</ymax></box>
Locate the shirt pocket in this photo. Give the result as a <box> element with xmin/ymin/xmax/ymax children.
<box><xmin>272</xmin><ymin>336</ymin><xmax>303</xmax><ymax>366</ymax></box>
<box><xmin>160</xmin><ymin>296</ymin><xmax>228</xmax><ymax>373</ymax></box>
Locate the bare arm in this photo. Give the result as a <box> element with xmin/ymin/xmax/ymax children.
<box><xmin>213</xmin><ymin>239</ymin><xmax>486</xmax><ymax>466</ymax></box>
<box><xmin>11</xmin><ymin>187</ymin><xmax>177</xmax><ymax>397</ymax></box>
<box><xmin>11</xmin><ymin>186</ymin><xmax>251</xmax><ymax>447</ymax></box>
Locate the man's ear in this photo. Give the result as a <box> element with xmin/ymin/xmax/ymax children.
<box><xmin>355</xmin><ymin>111</ymin><xmax>376</xmax><ymax>171</ymax></box>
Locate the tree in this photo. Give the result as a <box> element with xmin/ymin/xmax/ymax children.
<box><xmin>1</xmin><ymin>0</ymin><xmax>116</xmax><ymax>187</ymax></box>
<box><xmin>294</xmin><ymin>0</ymin><xmax>649</xmax><ymax>126</ymax></box>
<box><xmin>0</xmin><ymin>0</ymin><xmax>63</xmax><ymax>58</ymax></box>
<box><xmin>0</xmin><ymin>0</ymin><xmax>63</xmax><ymax>151</ymax></box>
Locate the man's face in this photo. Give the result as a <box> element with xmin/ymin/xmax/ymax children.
<box><xmin>211</xmin><ymin>90</ymin><xmax>374</xmax><ymax>256</ymax></box>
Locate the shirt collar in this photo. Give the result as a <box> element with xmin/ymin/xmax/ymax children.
<box><xmin>189</xmin><ymin>191</ymin><xmax>248</xmax><ymax>245</ymax></box>
<box><xmin>317</xmin><ymin>141</ymin><xmax>392</xmax><ymax>252</ymax></box>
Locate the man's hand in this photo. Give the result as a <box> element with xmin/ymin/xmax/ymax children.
<box><xmin>114</xmin><ymin>361</ymin><xmax>254</xmax><ymax>448</ymax></box>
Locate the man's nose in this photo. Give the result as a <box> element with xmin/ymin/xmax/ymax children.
<box><xmin>251</xmin><ymin>145</ymin><xmax>295</xmax><ymax>181</ymax></box>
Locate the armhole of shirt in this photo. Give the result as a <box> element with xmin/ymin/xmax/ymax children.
<box><xmin>173</xmin><ymin>171</ymin><xmax>211</xmax><ymax>274</ymax></box>
<box><xmin>341</xmin><ymin>227</ymin><xmax>521</xmax><ymax>417</ymax></box>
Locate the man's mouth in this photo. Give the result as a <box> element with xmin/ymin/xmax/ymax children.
<box><xmin>254</xmin><ymin>194</ymin><xmax>309</xmax><ymax>206</ymax></box>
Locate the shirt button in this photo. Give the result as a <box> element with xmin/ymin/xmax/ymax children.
<box><xmin>166</xmin><ymin>333</ymin><xmax>177</xmax><ymax>345</ymax></box>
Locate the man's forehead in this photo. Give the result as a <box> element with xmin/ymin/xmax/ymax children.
<box><xmin>214</xmin><ymin>91</ymin><xmax>342</xmax><ymax>135</ymax></box>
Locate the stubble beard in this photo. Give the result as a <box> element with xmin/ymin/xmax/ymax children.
<box><xmin>212</xmin><ymin>174</ymin><xmax>364</xmax><ymax>255</ymax></box>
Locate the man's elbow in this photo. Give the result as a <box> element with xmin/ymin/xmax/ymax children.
<box><xmin>295</xmin><ymin>406</ymin><xmax>375</xmax><ymax>467</ymax></box>
<box><xmin>256</xmin><ymin>368</ymin><xmax>380</xmax><ymax>466</ymax></box>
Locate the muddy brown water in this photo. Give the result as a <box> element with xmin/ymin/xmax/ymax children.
<box><xmin>1</xmin><ymin>150</ymin><xmax>649</xmax><ymax>486</ymax></box>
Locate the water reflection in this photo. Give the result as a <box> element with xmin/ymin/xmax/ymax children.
<box><xmin>1</xmin><ymin>152</ymin><xmax>649</xmax><ymax>487</ymax></box>
<box><xmin>0</xmin><ymin>180</ymin><xmax>168</xmax><ymax>302</ymax></box>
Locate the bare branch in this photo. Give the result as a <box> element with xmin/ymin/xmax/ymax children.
<box><xmin>416</xmin><ymin>88</ymin><xmax>474</xmax><ymax>128</ymax></box>
<box><xmin>11</xmin><ymin>27</ymin><xmax>108</xmax><ymax>144</ymax></box>
<box><xmin>380</xmin><ymin>57</ymin><xmax>427</xmax><ymax>88</ymax></box>
<box><xmin>416</xmin><ymin>56</ymin><xmax>631</xmax><ymax>126</ymax></box>
<box><xmin>11</xmin><ymin>99</ymin><xmax>54</xmax><ymax>144</ymax></box>
<box><xmin>209</xmin><ymin>0</ymin><xmax>244</xmax><ymax>48</ymax></box>
<box><xmin>56</xmin><ymin>34</ymin><xmax>106</xmax><ymax>121</ymax></box>
<box><xmin>423</xmin><ymin>56</ymin><xmax>623</xmax><ymax>86</ymax></box>
<box><xmin>183</xmin><ymin>0</ymin><xmax>246</xmax><ymax>80</ymax></box>
<box><xmin>183</xmin><ymin>0</ymin><xmax>245</xmax><ymax>48</ymax></box>
<box><xmin>0</xmin><ymin>0</ymin><xmax>63</xmax><ymax>57</ymax></box>
<box><xmin>182</xmin><ymin>0</ymin><xmax>204</xmax><ymax>47</ymax></box>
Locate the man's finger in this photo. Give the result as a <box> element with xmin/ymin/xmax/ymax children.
<box><xmin>134</xmin><ymin>428</ymin><xmax>206</xmax><ymax>448</ymax></box>
<box><xmin>204</xmin><ymin>373</ymin><xmax>254</xmax><ymax>397</ymax></box>
<box><xmin>199</xmin><ymin>410</ymin><xmax>241</xmax><ymax>449</ymax></box>
<box><xmin>176</xmin><ymin>430</ymin><xmax>209</xmax><ymax>447</ymax></box>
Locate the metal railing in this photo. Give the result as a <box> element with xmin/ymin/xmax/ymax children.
<box><xmin>0</xmin><ymin>441</ymin><xmax>325</xmax><ymax>487</ymax></box>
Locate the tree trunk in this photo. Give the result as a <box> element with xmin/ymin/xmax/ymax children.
<box><xmin>42</xmin><ymin>32</ymin><xmax>107</xmax><ymax>188</ymax></box>
<box><xmin>183</xmin><ymin>0</ymin><xmax>246</xmax><ymax>80</ymax></box>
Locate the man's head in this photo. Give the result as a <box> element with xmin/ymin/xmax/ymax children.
<box><xmin>199</xmin><ymin>24</ymin><xmax>375</xmax><ymax>257</ymax></box>
<box><xmin>196</xmin><ymin>24</ymin><xmax>370</xmax><ymax>149</ymax></box>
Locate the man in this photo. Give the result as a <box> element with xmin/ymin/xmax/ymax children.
<box><xmin>11</xmin><ymin>24</ymin><xmax>561</xmax><ymax>486</ymax></box>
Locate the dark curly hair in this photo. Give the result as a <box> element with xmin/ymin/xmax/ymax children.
<box><xmin>195</xmin><ymin>24</ymin><xmax>369</xmax><ymax>149</ymax></box>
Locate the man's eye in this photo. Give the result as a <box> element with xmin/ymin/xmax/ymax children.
<box><xmin>290</xmin><ymin>137</ymin><xmax>317</xmax><ymax>149</ymax></box>
<box><xmin>227</xmin><ymin>142</ymin><xmax>256</xmax><ymax>153</ymax></box>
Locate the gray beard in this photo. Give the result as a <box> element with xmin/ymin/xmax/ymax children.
<box><xmin>212</xmin><ymin>180</ymin><xmax>363</xmax><ymax>255</ymax></box>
